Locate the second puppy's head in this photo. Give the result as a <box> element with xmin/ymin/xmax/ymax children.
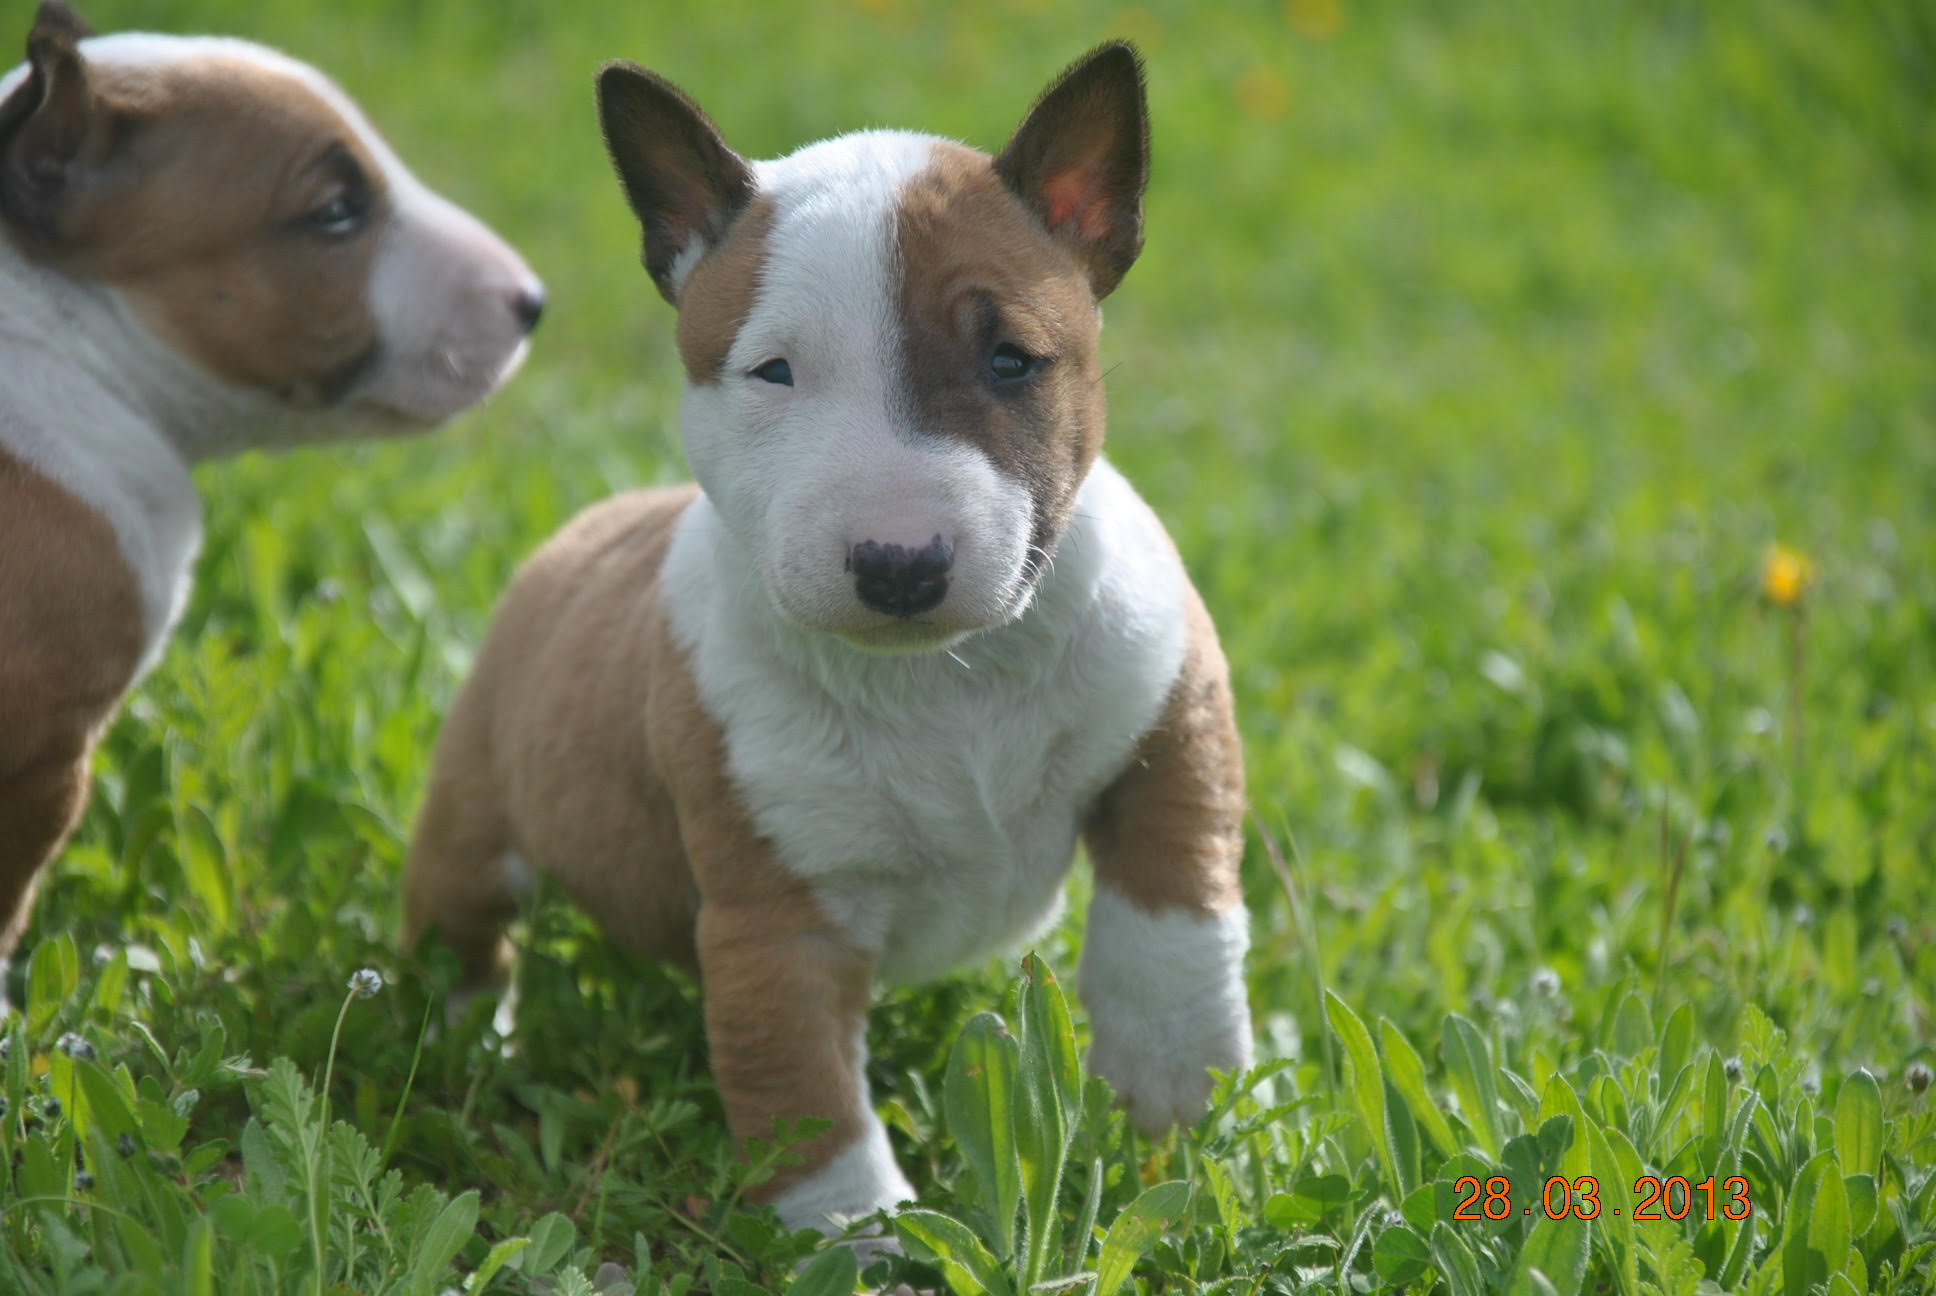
<box><xmin>599</xmin><ymin>45</ymin><xmax>1148</xmax><ymax>653</ymax></box>
<box><xmin>0</xmin><ymin>2</ymin><xmax>543</xmax><ymax>448</ymax></box>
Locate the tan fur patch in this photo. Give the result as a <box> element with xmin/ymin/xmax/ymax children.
<box><xmin>404</xmin><ymin>486</ymin><xmax>876</xmax><ymax>1196</ymax></box>
<box><xmin>0</xmin><ymin>446</ymin><xmax>146</xmax><ymax>955</ymax></box>
<box><xmin>406</xmin><ymin>488</ymin><xmax>703</xmax><ymax>977</ymax></box>
<box><xmin>674</xmin><ymin>195</ymin><xmax>776</xmax><ymax>384</ymax></box>
<box><xmin>1083</xmin><ymin>585</ymin><xmax>1246</xmax><ymax>915</ymax></box>
<box><xmin>24</xmin><ymin>55</ymin><xmax>387</xmax><ymax>400</ymax></box>
<box><xmin>894</xmin><ymin>140</ymin><xmax>1107</xmax><ymax>565</ymax></box>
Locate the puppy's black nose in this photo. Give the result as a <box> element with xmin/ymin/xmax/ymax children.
<box><xmin>512</xmin><ymin>284</ymin><xmax>547</xmax><ymax>333</ymax></box>
<box><xmin>851</xmin><ymin>536</ymin><xmax>952</xmax><ymax>617</ymax></box>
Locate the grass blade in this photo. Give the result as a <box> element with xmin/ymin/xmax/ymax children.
<box><xmin>1379</xmin><ymin>1017</ymin><xmax>1458</xmax><ymax>1159</ymax></box>
<box><xmin>1325</xmin><ymin>992</ymin><xmax>1390</xmax><ymax>1185</ymax></box>
<box><xmin>945</xmin><ymin>1012</ymin><xmax>1023</xmax><ymax>1260</ymax></box>
<box><xmin>1094</xmin><ymin>1181</ymin><xmax>1189</xmax><ymax>1296</ymax></box>
<box><xmin>1442</xmin><ymin>1014</ymin><xmax>1501</xmax><ymax>1159</ymax></box>
<box><xmin>897</xmin><ymin>1209</ymin><xmax>1014</xmax><ymax>1296</ymax></box>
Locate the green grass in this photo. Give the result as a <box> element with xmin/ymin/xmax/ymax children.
<box><xmin>5</xmin><ymin>0</ymin><xmax>1935</xmax><ymax>1292</ymax></box>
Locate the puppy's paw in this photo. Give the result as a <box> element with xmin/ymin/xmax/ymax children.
<box><xmin>1079</xmin><ymin>893</ymin><xmax>1253</xmax><ymax>1137</ymax></box>
<box><xmin>1086</xmin><ymin>1009</ymin><xmax>1251</xmax><ymax>1136</ymax></box>
<box><xmin>435</xmin><ymin>977</ymin><xmax>520</xmax><ymax>1054</ymax></box>
<box><xmin>773</xmin><ymin>1122</ymin><xmax>916</xmax><ymax>1235</ymax></box>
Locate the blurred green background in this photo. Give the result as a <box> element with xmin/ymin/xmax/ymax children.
<box><xmin>19</xmin><ymin>0</ymin><xmax>1935</xmax><ymax>1278</ymax></box>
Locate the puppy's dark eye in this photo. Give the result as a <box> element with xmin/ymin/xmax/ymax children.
<box><xmin>990</xmin><ymin>343</ymin><xmax>1035</xmax><ymax>383</ymax></box>
<box><xmin>298</xmin><ymin>145</ymin><xmax>374</xmax><ymax>240</ymax></box>
<box><xmin>301</xmin><ymin>191</ymin><xmax>368</xmax><ymax>239</ymax></box>
<box><xmin>751</xmin><ymin>358</ymin><xmax>794</xmax><ymax>386</ymax></box>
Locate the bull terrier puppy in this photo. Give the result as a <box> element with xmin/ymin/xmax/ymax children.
<box><xmin>0</xmin><ymin>2</ymin><xmax>542</xmax><ymax>1003</ymax></box>
<box><xmin>404</xmin><ymin>42</ymin><xmax>1250</xmax><ymax>1235</ymax></box>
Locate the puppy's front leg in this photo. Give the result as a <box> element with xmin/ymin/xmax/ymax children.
<box><xmin>698</xmin><ymin>896</ymin><xmax>914</xmax><ymax>1233</ymax></box>
<box><xmin>1079</xmin><ymin>597</ymin><xmax>1253</xmax><ymax>1135</ymax></box>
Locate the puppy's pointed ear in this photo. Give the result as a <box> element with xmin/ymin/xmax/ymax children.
<box><xmin>996</xmin><ymin>42</ymin><xmax>1150</xmax><ymax>300</ymax></box>
<box><xmin>0</xmin><ymin>2</ymin><xmax>101</xmax><ymax>240</ymax></box>
<box><xmin>597</xmin><ymin>61</ymin><xmax>755</xmax><ymax>306</ymax></box>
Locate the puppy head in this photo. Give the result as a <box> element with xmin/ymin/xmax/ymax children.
<box><xmin>0</xmin><ymin>3</ymin><xmax>543</xmax><ymax>440</ymax></box>
<box><xmin>599</xmin><ymin>44</ymin><xmax>1149</xmax><ymax>653</ymax></box>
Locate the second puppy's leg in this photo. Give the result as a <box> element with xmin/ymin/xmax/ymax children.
<box><xmin>0</xmin><ymin>745</ymin><xmax>93</xmax><ymax>1013</ymax></box>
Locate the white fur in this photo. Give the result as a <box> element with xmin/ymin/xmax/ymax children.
<box><xmin>663</xmin><ymin>460</ymin><xmax>1188</xmax><ymax>983</ymax></box>
<box><xmin>1079</xmin><ymin>888</ymin><xmax>1253</xmax><ymax>1136</ymax></box>
<box><xmin>680</xmin><ymin>132</ymin><xmax>1036</xmax><ymax>650</ymax></box>
<box><xmin>0</xmin><ymin>33</ymin><xmax>536</xmax><ymax>676</ymax></box>
<box><xmin>770</xmin><ymin>1104</ymin><xmax>915</xmax><ymax>1232</ymax></box>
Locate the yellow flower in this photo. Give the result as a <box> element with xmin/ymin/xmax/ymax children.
<box><xmin>1285</xmin><ymin>0</ymin><xmax>1344</xmax><ymax>39</ymax></box>
<box><xmin>1761</xmin><ymin>543</ymin><xmax>1814</xmax><ymax>607</ymax></box>
<box><xmin>1236</xmin><ymin>64</ymin><xmax>1292</xmax><ymax>122</ymax></box>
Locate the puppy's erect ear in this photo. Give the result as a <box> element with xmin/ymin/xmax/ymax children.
<box><xmin>996</xmin><ymin>42</ymin><xmax>1150</xmax><ymax>300</ymax></box>
<box><xmin>597</xmin><ymin>61</ymin><xmax>756</xmax><ymax>306</ymax></box>
<box><xmin>0</xmin><ymin>1</ymin><xmax>101</xmax><ymax>241</ymax></box>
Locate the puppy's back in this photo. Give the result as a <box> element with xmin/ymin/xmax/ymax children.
<box><xmin>405</xmin><ymin>485</ymin><xmax>703</xmax><ymax>976</ymax></box>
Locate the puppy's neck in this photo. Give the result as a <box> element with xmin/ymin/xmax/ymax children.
<box><xmin>0</xmin><ymin>231</ymin><xmax>209</xmax><ymax>665</ymax></box>
<box><xmin>0</xmin><ymin>232</ymin><xmax>256</xmax><ymax>463</ymax></box>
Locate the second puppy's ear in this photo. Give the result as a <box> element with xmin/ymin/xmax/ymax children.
<box><xmin>995</xmin><ymin>42</ymin><xmax>1150</xmax><ymax>300</ymax></box>
<box><xmin>0</xmin><ymin>1</ymin><xmax>103</xmax><ymax>242</ymax></box>
<box><xmin>597</xmin><ymin>61</ymin><xmax>756</xmax><ymax>306</ymax></box>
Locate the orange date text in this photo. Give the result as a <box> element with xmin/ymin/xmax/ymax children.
<box><xmin>1451</xmin><ymin>1175</ymin><xmax>1753</xmax><ymax>1222</ymax></box>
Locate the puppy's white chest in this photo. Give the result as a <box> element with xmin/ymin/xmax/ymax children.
<box><xmin>664</xmin><ymin>461</ymin><xmax>1188</xmax><ymax>983</ymax></box>
<box><xmin>724</xmin><ymin>660</ymin><xmax>1106</xmax><ymax>982</ymax></box>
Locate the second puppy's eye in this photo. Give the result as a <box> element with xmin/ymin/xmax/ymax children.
<box><xmin>989</xmin><ymin>343</ymin><xmax>1035</xmax><ymax>382</ymax></box>
<box><xmin>751</xmin><ymin>358</ymin><xmax>794</xmax><ymax>386</ymax></box>
<box><xmin>301</xmin><ymin>190</ymin><xmax>369</xmax><ymax>239</ymax></box>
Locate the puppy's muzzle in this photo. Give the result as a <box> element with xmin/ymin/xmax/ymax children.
<box><xmin>850</xmin><ymin>535</ymin><xmax>952</xmax><ymax>617</ymax></box>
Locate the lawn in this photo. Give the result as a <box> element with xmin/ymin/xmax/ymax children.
<box><xmin>5</xmin><ymin>0</ymin><xmax>1934</xmax><ymax>1292</ymax></box>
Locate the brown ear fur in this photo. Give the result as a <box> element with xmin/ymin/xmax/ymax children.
<box><xmin>596</xmin><ymin>61</ymin><xmax>755</xmax><ymax>306</ymax></box>
<box><xmin>0</xmin><ymin>2</ymin><xmax>102</xmax><ymax>241</ymax></box>
<box><xmin>994</xmin><ymin>41</ymin><xmax>1150</xmax><ymax>300</ymax></box>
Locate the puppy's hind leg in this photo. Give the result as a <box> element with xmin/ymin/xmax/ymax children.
<box><xmin>402</xmin><ymin>727</ymin><xmax>524</xmax><ymax>1033</ymax></box>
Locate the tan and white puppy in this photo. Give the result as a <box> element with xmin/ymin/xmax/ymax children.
<box><xmin>404</xmin><ymin>43</ymin><xmax>1250</xmax><ymax>1235</ymax></box>
<box><xmin>0</xmin><ymin>3</ymin><xmax>541</xmax><ymax>999</ymax></box>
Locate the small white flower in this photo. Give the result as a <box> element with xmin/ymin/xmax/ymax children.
<box><xmin>56</xmin><ymin>1032</ymin><xmax>96</xmax><ymax>1061</ymax></box>
<box><xmin>348</xmin><ymin>968</ymin><xmax>384</xmax><ymax>999</ymax></box>
<box><xmin>1531</xmin><ymin>968</ymin><xmax>1561</xmax><ymax>998</ymax></box>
